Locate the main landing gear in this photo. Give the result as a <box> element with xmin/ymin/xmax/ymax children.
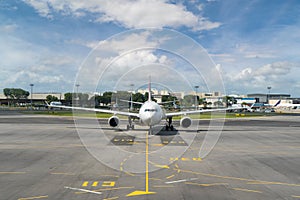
<box><xmin>165</xmin><ymin>117</ymin><xmax>174</xmax><ymax>131</ymax></box>
<box><xmin>126</xmin><ymin>116</ymin><xmax>135</xmax><ymax>130</ymax></box>
<box><xmin>148</xmin><ymin>125</ymin><xmax>153</xmax><ymax>135</ymax></box>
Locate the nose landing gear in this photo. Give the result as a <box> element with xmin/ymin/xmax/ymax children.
<box><xmin>165</xmin><ymin>117</ymin><xmax>174</xmax><ymax>131</ymax></box>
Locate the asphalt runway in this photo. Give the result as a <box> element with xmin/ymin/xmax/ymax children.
<box><xmin>0</xmin><ymin>111</ymin><xmax>299</xmax><ymax>200</ymax></box>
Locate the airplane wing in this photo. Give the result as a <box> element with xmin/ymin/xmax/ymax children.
<box><xmin>165</xmin><ymin>107</ymin><xmax>244</xmax><ymax>117</ymax></box>
<box><xmin>48</xmin><ymin>104</ymin><xmax>140</xmax><ymax>118</ymax></box>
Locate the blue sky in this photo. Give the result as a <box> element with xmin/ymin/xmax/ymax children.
<box><xmin>1</xmin><ymin>0</ymin><xmax>300</xmax><ymax>96</ymax></box>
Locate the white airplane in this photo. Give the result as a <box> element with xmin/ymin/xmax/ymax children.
<box><xmin>49</xmin><ymin>79</ymin><xmax>242</xmax><ymax>133</ymax></box>
<box><xmin>273</xmin><ymin>100</ymin><xmax>300</xmax><ymax>113</ymax></box>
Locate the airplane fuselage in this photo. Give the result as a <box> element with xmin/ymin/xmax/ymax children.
<box><xmin>139</xmin><ymin>101</ymin><xmax>165</xmax><ymax>126</ymax></box>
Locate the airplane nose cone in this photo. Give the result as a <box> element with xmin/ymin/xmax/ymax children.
<box><xmin>141</xmin><ymin>112</ymin><xmax>155</xmax><ymax>126</ymax></box>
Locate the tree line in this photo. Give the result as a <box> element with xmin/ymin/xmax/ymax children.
<box><xmin>3</xmin><ymin>88</ymin><xmax>30</xmax><ymax>106</ymax></box>
<box><xmin>3</xmin><ymin>88</ymin><xmax>235</xmax><ymax>108</ymax></box>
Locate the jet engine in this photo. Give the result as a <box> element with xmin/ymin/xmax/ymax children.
<box><xmin>108</xmin><ymin>116</ymin><xmax>120</xmax><ymax>127</ymax></box>
<box><xmin>180</xmin><ymin>117</ymin><xmax>192</xmax><ymax>128</ymax></box>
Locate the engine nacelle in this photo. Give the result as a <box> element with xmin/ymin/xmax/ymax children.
<box><xmin>108</xmin><ymin>116</ymin><xmax>120</xmax><ymax>127</ymax></box>
<box><xmin>180</xmin><ymin>117</ymin><xmax>192</xmax><ymax>128</ymax></box>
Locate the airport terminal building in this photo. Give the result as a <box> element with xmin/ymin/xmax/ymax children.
<box><xmin>0</xmin><ymin>93</ymin><xmax>64</xmax><ymax>106</ymax></box>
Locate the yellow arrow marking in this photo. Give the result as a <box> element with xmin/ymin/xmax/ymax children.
<box><xmin>18</xmin><ymin>195</ymin><xmax>48</xmax><ymax>200</ymax></box>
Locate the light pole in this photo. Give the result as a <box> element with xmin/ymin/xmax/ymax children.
<box><xmin>130</xmin><ymin>84</ymin><xmax>134</xmax><ymax>111</ymax></box>
<box><xmin>29</xmin><ymin>84</ymin><xmax>34</xmax><ymax>110</ymax></box>
<box><xmin>76</xmin><ymin>84</ymin><xmax>80</xmax><ymax>106</ymax></box>
<box><xmin>267</xmin><ymin>86</ymin><xmax>271</xmax><ymax>104</ymax></box>
<box><xmin>194</xmin><ymin>85</ymin><xmax>199</xmax><ymax>110</ymax></box>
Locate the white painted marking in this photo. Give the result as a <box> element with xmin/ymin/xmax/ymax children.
<box><xmin>165</xmin><ymin>178</ymin><xmax>198</xmax><ymax>184</ymax></box>
<box><xmin>64</xmin><ymin>186</ymin><xmax>102</xmax><ymax>195</ymax></box>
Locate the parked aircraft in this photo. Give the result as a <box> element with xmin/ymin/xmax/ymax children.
<box><xmin>274</xmin><ymin>100</ymin><xmax>300</xmax><ymax>113</ymax></box>
<box><xmin>49</xmin><ymin>79</ymin><xmax>242</xmax><ymax>133</ymax></box>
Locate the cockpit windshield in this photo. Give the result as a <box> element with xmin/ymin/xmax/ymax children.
<box><xmin>144</xmin><ymin>108</ymin><xmax>157</xmax><ymax>112</ymax></box>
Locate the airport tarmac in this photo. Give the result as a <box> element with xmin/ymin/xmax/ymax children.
<box><xmin>0</xmin><ymin>112</ymin><xmax>299</xmax><ymax>200</ymax></box>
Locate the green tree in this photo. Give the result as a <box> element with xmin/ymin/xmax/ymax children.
<box><xmin>132</xmin><ymin>92</ymin><xmax>145</xmax><ymax>103</ymax></box>
<box><xmin>198</xmin><ymin>98</ymin><xmax>206</xmax><ymax>105</ymax></box>
<box><xmin>3</xmin><ymin>88</ymin><xmax>29</xmax><ymax>105</ymax></box>
<box><xmin>183</xmin><ymin>95</ymin><xmax>195</xmax><ymax>107</ymax></box>
<box><xmin>161</xmin><ymin>95</ymin><xmax>178</xmax><ymax>109</ymax></box>
<box><xmin>223</xmin><ymin>96</ymin><xmax>237</xmax><ymax>107</ymax></box>
<box><xmin>46</xmin><ymin>95</ymin><xmax>59</xmax><ymax>103</ymax></box>
<box><xmin>64</xmin><ymin>93</ymin><xmax>73</xmax><ymax>105</ymax></box>
<box><xmin>99</xmin><ymin>92</ymin><xmax>113</xmax><ymax>105</ymax></box>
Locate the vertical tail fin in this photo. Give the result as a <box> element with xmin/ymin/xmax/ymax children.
<box><xmin>274</xmin><ymin>100</ymin><xmax>281</xmax><ymax>107</ymax></box>
<box><xmin>148</xmin><ymin>76</ymin><xmax>151</xmax><ymax>101</ymax></box>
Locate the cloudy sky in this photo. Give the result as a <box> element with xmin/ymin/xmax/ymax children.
<box><xmin>1</xmin><ymin>0</ymin><xmax>300</xmax><ymax>96</ymax></box>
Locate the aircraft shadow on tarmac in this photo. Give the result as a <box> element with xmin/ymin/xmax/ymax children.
<box><xmin>70</xmin><ymin>126</ymin><xmax>259</xmax><ymax>134</ymax></box>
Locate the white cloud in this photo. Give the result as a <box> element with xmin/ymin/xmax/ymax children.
<box><xmin>231</xmin><ymin>62</ymin><xmax>292</xmax><ymax>82</ymax></box>
<box><xmin>222</xmin><ymin>61</ymin><xmax>300</xmax><ymax>94</ymax></box>
<box><xmin>22</xmin><ymin>0</ymin><xmax>221</xmax><ymax>31</ymax></box>
<box><xmin>0</xmin><ymin>24</ymin><xmax>18</xmax><ymax>32</ymax></box>
<box><xmin>23</xmin><ymin>0</ymin><xmax>53</xmax><ymax>19</ymax></box>
<box><xmin>97</xmin><ymin>31</ymin><xmax>160</xmax><ymax>53</ymax></box>
<box><xmin>255</xmin><ymin>62</ymin><xmax>291</xmax><ymax>76</ymax></box>
<box><xmin>5</xmin><ymin>70</ymin><xmax>64</xmax><ymax>85</ymax></box>
<box><xmin>65</xmin><ymin>39</ymin><xmax>99</xmax><ymax>49</ymax></box>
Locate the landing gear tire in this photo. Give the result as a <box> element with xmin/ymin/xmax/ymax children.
<box><xmin>165</xmin><ymin>117</ymin><xmax>174</xmax><ymax>131</ymax></box>
<box><xmin>127</xmin><ymin>116</ymin><xmax>135</xmax><ymax>130</ymax></box>
<box><xmin>148</xmin><ymin>126</ymin><xmax>153</xmax><ymax>135</ymax></box>
<box><xmin>165</xmin><ymin>125</ymin><xmax>174</xmax><ymax>131</ymax></box>
<box><xmin>170</xmin><ymin>125</ymin><xmax>174</xmax><ymax>131</ymax></box>
<box><xmin>127</xmin><ymin>124</ymin><xmax>134</xmax><ymax>130</ymax></box>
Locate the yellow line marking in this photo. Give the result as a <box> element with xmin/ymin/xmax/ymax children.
<box><xmin>104</xmin><ymin>197</ymin><xmax>119</xmax><ymax>200</ymax></box>
<box><xmin>82</xmin><ymin>181</ymin><xmax>89</xmax><ymax>187</ymax></box>
<box><xmin>292</xmin><ymin>195</ymin><xmax>300</xmax><ymax>198</ymax></box>
<box><xmin>92</xmin><ymin>182</ymin><xmax>98</xmax><ymax>187</ymax></box>
<box><xmin>185</xmin><ymin>182</ymin><xmax>229</xmax><ymax>187</ymax></box>
<box><xmin>145</xmin><ymin>130</ymin><xmax>150</xmax><ymax>193</ymax></box>
<box><xmin>18</xmin><ymin>195</ymin><xmax>48</xmax><ymax>200</ymax></box>
<box><xmin>175</xmin><ymin>164</ymin><xmax>179</xmax><ymax>169</ymax></box>
<box><xmin>149</xmin><ymin>178</ymin><xmax>162</xmax><ymax>181</ymax></box>
<box><xmin>247</xmin><ymin>181</ymin><xmax>300</xmax><ymax>187</ymax></box>
<box><xmin>75</xmin><ymin>187</ymin><xmax>134</xmax><ymax>194</ymax></box>
<box><xmin>178</xmin><ymin>169</ymin><xmax>300</xmax><ymax>187</ymax></box>
<box><xmin>126</xmin><ymin>131</ymin><xmax>156</xmax><ymax>197</ymax></box>
<box><xmin>192</xmin><ymin>157</ymin><xmax>202</xmax><ymax>161</ymax></box>
<box><xmin>102</xmin><ymin>181</ymin><xmax>115</xmax><ymax>187</ymax></box>
<box><xmin>125</xmin><ymin>171</ymin><xmax>135</xmax><ymax>176</ymax></box>
<box><xmin>0</xmin><ymin>172</ymin><xmax>26</xmax><ymax>174</ymax></box>
<box><xmin>166</xmin><ymin>174</ymin><xmax>175</xmax><ymax>179</ymax></box>
<box><xmin>50</xmin><ymin>172</ymin><xmax>75</xmax><ymax>176</ymax></box>
<box><xmin>148</xmin><ymin>161</ymin><xmax>169</xmax><ymax>169</ymax></box>
<box><xmin>152</xmin><ymin>143</ymin><xmax>164</xmax><ymax>146</ymax></box>
<box><xmin>232</xmin><ymin>188</ymin><xmax>263</xmax><ymax>193</ymax></box>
